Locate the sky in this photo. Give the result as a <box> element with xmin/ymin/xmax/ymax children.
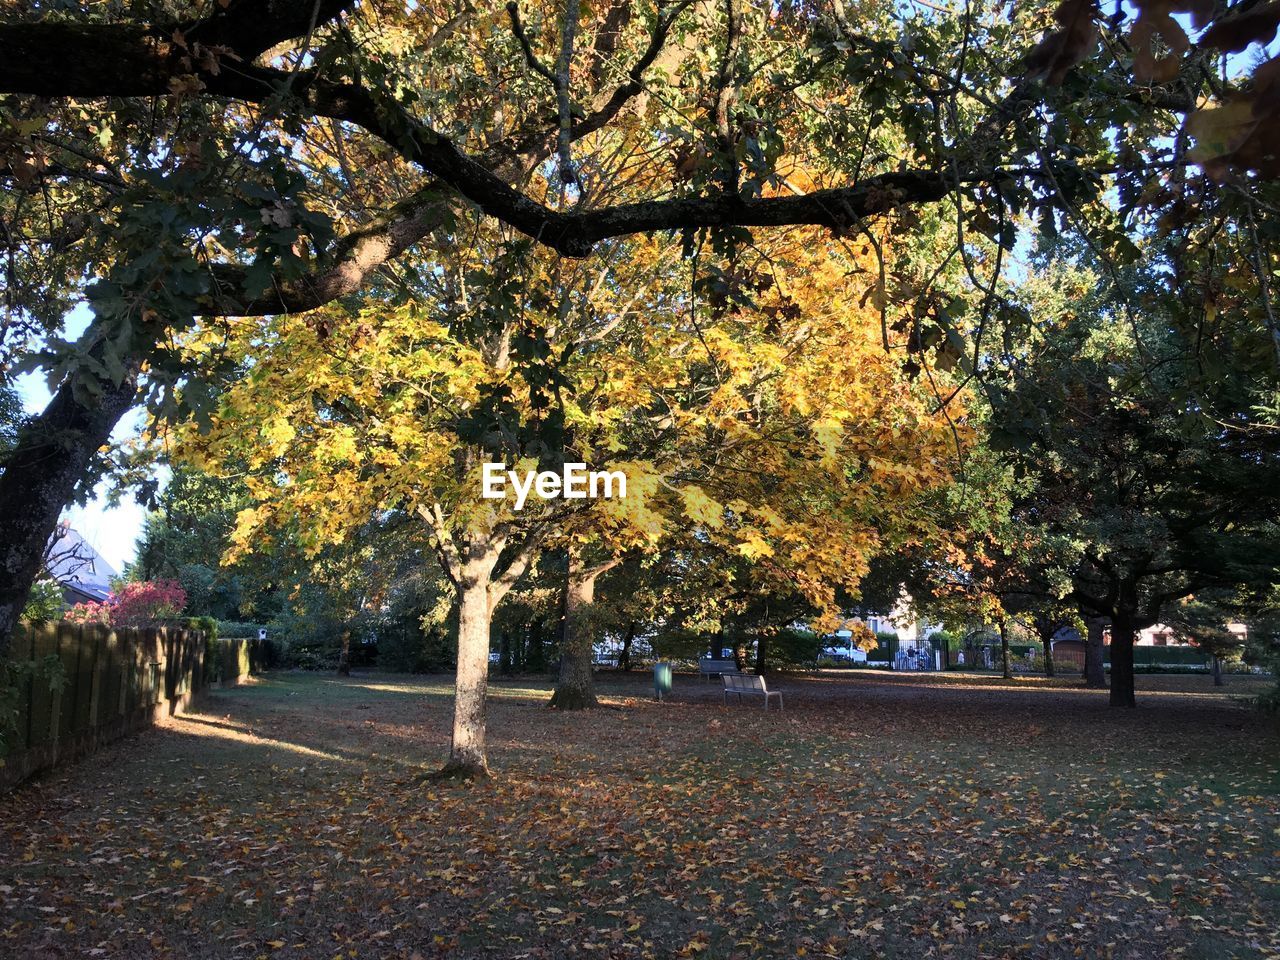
<box><xmin>15</xmin><ymin>304</ymin><xmax>156</xmax><ymax>573</ymax></box>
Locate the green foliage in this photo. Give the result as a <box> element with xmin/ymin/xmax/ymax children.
<box><xmin>215</xmin><ymin>621</ymin><xmax>265</xmax><ymax>640</ymax></box>
<box><xmin>0</xmin><ymin>385</ymin><xmax>24</xmax><ymax>457</ymax></box>
<box><xmin>20</xmin><ymin>580</ymin><xmax>64</xmax><ymax>625</ymax></box>
<box><xmin>0</xmin><ymin>654</ymin><xmax>67</xmax><ymax>756</ymax></box>
<box><xmin>927</xmin><ymin>630</ymin><xmax>958</xmax><ymax>652</ymax></box>
<box><xmin>1107</xmin><ymin>646</ymin><xmax>1212</xmax><ymax>667</ymax></box>
<box><xmin>866</xmin><ymin>632</ymin><xmax>899</xmax><ymax>662</ymax></box>
<box><xmin>764</xmin><ymin>629</ymin><xmax>825</xmax><ymax>669</ymax></box>
<box><xmin>378</xmin><ymin>620</ymin><xmax>455</xmax><ymax>673</ymax></box>
<box><xmin>131</xmin><ymin>468</ymin><xmax>281</xmax><ymax>622</ymax></box>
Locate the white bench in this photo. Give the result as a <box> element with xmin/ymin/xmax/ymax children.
<box><xmin>723</xmin><ymin>673</ymin><xmax>783</xmax><ymax>711</ymax></box>
<box><xmin>698</xmin><ymin>657</ymin><xmax>740</xmax><ymax>682</ymax></box>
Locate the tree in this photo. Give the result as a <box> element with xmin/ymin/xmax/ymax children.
<box><xmin>176</xmin><ymin>204</ymin><xmax>960</xmax><ymax>771</ymax></box>
<box><xmin>1167</xmin><ymin>592</ymin><xmax>1255</xmax><ymax>687</ymax></box>
<box><xmin>6</xmin><ymin>0</ymin><xmax>1279</xmax><ymax>657</ymax></box>
<box><xmin>990</xmin><ymin>258</ymin><xmax>1280</xmax><ymax>707</ymax></box>
<box><xmin>19</xmin><ymin>579</ymin><xmax>63</xmax><ymax>625</ymax></box>
<box><xmin>131</xmin><ymin>467</ymin><xmax>283</xmax><ymax>621</ymax></box>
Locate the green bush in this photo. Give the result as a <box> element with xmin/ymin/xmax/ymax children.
<box><xmin>766</xmin><ymin>628</ymin><xmax>824</xmax><ymax>667</ymax></box>
<box><xmin>215</xmin><ymin>620</ymin><xmax>267</xmax><ymax>639</ymax></box>
<box><xmin>378</xmin><ymin>620</ymin><xmax>455</xmax><ymax>673</ymax></box>
<box><xmin>866</xmin><ymin>632</ymin><xmax>898</xmax><ymax>662</ymax></box>
<box><xmin>927</xmin><ymin>629</ymin><xmax>958</xmax><ymax>652</ymax></box>
<box><xmin>1099</xmin><ymin>646</ymin><xmax>1210</xmax><ymax>667</ymax></box>
<box><xmin>20</xmin><ymin>580</ymin><xmax>65</xmax><ymax>624</ymax></box>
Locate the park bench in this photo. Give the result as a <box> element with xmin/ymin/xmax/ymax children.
<box><xmin>722</xmin><ymin>673</ymin><xmax>784</xmax><ymax>712</ymax></box>
<box><xmin>699</xmin><ymin>657</ymin><xmax>740</xmax><ymax>681</ymax></box>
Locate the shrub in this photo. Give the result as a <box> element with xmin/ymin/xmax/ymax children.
<box><xmin>215</xmin><ymin>620</ymin><xmax>268</xmax><ymax>639</ymax></box>
<box><xmin>65</xmin><ymin>579</ymin><xmax>187</xmax><ymax>628</ymax></box>
<box><xmin>20</xmin><ymin>580</ymin><xmax>65</xmax><ymax>624</ymax></box>
<box><xmin>866</xmin><ymin>632</ymin><xmax>898</xmax><ymax>662</ymax></box>
<box><xmin>111</xmin><ymin>580</ymin><xmax>187</xmax><ymax>626</ymax></box>
<box><xmin>64</xmin><ymin>600</ymin><xmax>111</xmax><ymax>626</ymax></box>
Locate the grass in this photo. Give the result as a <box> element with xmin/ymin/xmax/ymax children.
<box><xmin>1</xmin><ymin>669</ymin><xmax>1278</xmax><ymax>959</ymax></box>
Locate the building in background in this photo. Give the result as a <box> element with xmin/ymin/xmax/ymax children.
<box><xmin>45</xmin><ymin>520</ymin><xmax>119</xmax><ymax>606</ymax></box>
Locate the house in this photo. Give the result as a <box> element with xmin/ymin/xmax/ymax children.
<box><xmin>832</xmin><ymin>600</ymin><xmax>945</xmax><ymax>668</ymax></box>
<box><xmin>44</xmin><ymin>521</ymin><xmax>118</xmax><ymax>606</ymax></box>
<box><xmin>1131</xmin><ymin>622</ymin><xmax>1248</xmax><ymax>646</ymax></box>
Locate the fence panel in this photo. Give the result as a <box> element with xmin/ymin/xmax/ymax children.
<box><xmin>3</xmin><ymin>623</ymin><xmax>259</xmax><ymax>791</ymax></box>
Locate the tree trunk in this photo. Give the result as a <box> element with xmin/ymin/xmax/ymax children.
<box><xmin>513</xmin><ymin>625</ymin><xmax>526</xmax><ymax>673</ymax></box>
<box><xmin>550</xmin><ymin>551</ymin><xmax>606</xmax><ymax>710</ymax></box>
<box><xmin>442</xmin><ymin>574</ymin><xmax>494</xmax><ymax>777</ymax></box>
<box><xmin>1212</xmin><ymin>656</ymin><xmax>1224</xmax><ymax>687</ymax></box>
<box><xmin>755</xmin><ymin>633</ymin><xmax>769</xmax><ymax>675</ymax></box>
<box><xmin>998</xmin><ymin>619</ymin><xmax>1012</xmax><ymax>679</ymax></box>
<box><xmin>1109</xmin><ymin>608</ymin><xmax>1137</xmax><ymax>708</ymax></box>
<box><xmin>618</xmin><ymin>620</ymin><xmax>636</xmax><ymax>671</ymax></box>
<box><xmin>1084</xmin><ymin>616</ymin><xmax>1108</xmax><ymax>689</ymax></box>
<box><xmin>1037</xmin><ymin>618</ymin><xmax>1056</xmax><ymax>678</ymax></box>
<box><xmin>498</xmin><ymin>629</ymin><xmax>512</xmax><ymax>676</ymax></box>
<box><xmin>337</xmin><ymin>629</ymin><xmax>352</xmax><ymax>676</ymax></box>
<box><xmin>0</xmin><ymin>360</ymin><xmax>140</xmax><ymax>656</ymax></box>
<box><xmin>526</xmin><ymin>616</ymin><xmax>545</xmax><ymax>672</ymax></box>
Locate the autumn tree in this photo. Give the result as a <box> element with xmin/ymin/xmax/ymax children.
<box><xmin>8</xmin><ymin>0</ymin><xmax>1280</xmax><ymax>655</ymax></box>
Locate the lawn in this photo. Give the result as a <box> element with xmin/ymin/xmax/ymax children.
<box><xmin>1</xmin><ymin>670</ymin><xmax>1278</xmax><ymax>959</ymax></box>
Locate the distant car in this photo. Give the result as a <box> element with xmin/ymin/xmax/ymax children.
<box><xmin>820</xmin><ymin>648</ymin><xmax>852</xmax><ymax>662</ymax></box>
<box><xmin>488</xmin><ymin>652</ymin><xmax>500</xmax><ymax>664</ymax></box>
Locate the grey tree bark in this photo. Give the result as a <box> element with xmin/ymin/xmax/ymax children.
<box><xmin>0</xmin><ymin>359</ymin><xmax>141</xmax><ymax>656</ymax></box>
<box><xmin>550</xmin><ymin>551</ymin><xmax>619</xmax><ymax>710</ymax></box>
<box><xmin>1083</xmin><ymin>615</ymin><xmax>1108</xmax><ymax>689</ymax></box>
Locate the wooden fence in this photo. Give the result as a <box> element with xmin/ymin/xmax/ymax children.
<box><xmin>1</xmin><ymin>623</ymin><xmax>258</xmax><ymax>791</ymax></box>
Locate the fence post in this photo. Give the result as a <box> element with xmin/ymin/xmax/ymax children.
<box><xmin>87</xmin><ymin>624</ymin><xmax>104</xmax><ymax>728</ymax></box>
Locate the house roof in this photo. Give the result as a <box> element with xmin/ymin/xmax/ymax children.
<box><xmin>45</xmin><ymin>523</ymin><xmax>118</xmax><ymax>603</ymax></box>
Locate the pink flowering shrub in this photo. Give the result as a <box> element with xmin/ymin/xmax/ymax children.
<box><xmin>63</xmin><ymin>600</ymin><xmax>112</xmax><ymax>626</ymax></box>
<box><xmin>64</xmin><ymin>580</ymin><xmax>187</xmax><ymax>628</ymax></box>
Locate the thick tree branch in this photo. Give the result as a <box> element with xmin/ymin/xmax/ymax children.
<box><xmin>0</xmin><ymin>17</ymin><xmax>952</xmax><ymax>261</ymax></box>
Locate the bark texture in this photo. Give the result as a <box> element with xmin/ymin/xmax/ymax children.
<box><xmin>1109</xmin><ymin>609</ymin><xmax>1137</xmax><ymax>707</ymax></box>
<box><xmin>550</xmin><ymin>553</ymin><xmax>615</xmax><ymax>710</ymax></box>
<box><xmin>617</xmin><ymin>620</ymin><xmax>636</xmax><ymax>671</ymax></box>
<box><xmin>0</xmin><ymin>361</ymin><xmax>141</xmax><ymax>656</ymax></box>
<box><xmin>443</xmin><ymin>571</ymin><xmax>496</xmax><ymax>777</ymax></box>
<box><xmin>337</xmin><ymin>630</ymin><xmax>352</xmax><ymax>676</ymax></box>
<box><xmin>1084</xmin><ymin>616</ymin><xmax>1108</xmax><ymax>689</ymax></box>
<box><xmin>998</xmin><ymin>619</ymin><xmax>1012</xmax><ymax>680</ymax></box>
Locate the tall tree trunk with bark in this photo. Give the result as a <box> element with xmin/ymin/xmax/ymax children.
<box><xmin>618</xmin><ymin>620</ymin><xmax>636</xmax><ymax>671</ymax></box>
<box><xmin>447</xmin><ymin>565</ymin><xmax>496</xmax><ymax>776</ymax></box>
<box><xmin>0</xmin><ymin>363</ymin><xmax>141</xmax><ymax>656</ymax></box>
<box><xmin>1083</xmin><ymin>615</ymin><xmax>1108</xmax><ymax>689</ymax></box>
<box><xmin>1036</xmin><ymin>617</ymin><xmax>1056</xmax><ymax>678</ymax></box>
<box><xmin>550</xmin><ymin>552</ymin><xmax>618</xmax><ymax>710</ymax></box>
<box><xmin>1109</xmin><ymin>607</ymin><xmax>1138</xmax><ymax>707</ymax></box>
<box><xmin>998</xmin><ymin>618</ymin><xmax>1013</xmax><ymax>680</ymax></box>
<box><xmin>337</xmin><ymin>629</ymin><xmax>352</xmax><ymax>676</ymax></box>
<box><xmin>498</xmin><ymin>629</ymin><xmax>513</xmax><ymax>676</ymax></box>
<box><xmin>423</xmin><ymin>515</ymin><xmax>541</xmax><ymax>779</ymax></box>
<box><xmin>526</xmin><ymin>615</ymin><xmax>545</xmax><ymax>672</ymax></box>
<box><xmin>1212</xmin><ymin>656</ymin><xmax>1225</xmax><ymax>687</ymax></box>
<box><xmin>755</xmin><ymin>632</ymin><xmax>770</xmax><ymax>675</ymax></box>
